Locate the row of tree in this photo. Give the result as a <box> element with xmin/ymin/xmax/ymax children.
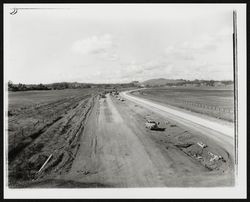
<box><xmin>8</xmin><ymin>81</ymin><xmax>50</xmax><ymax>91</ymax></box>
<box><xmin>8</xmin><ymin>79</ymin><xmax>232</xmax><ymax>91</ymax></box>
<box><xmin>8</xmin><ymin>81</ymin><xmax>139</xmax><ymax>91</ymax></box>
<box><xmin>145</xmin><ymin>80</ymin><xmax>233</xmax><ymax>87</ymax></box>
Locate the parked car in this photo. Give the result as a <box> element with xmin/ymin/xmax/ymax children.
<box><xmin>145</xmin><ymin>120</ymin><xmax>160</xmax><ymax>130</ymax></box>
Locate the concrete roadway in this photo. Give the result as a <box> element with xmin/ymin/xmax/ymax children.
<box><xmin>120</xmin><ymin>90</ymin><xmax>234</xmax><ymax>156</ymax></box>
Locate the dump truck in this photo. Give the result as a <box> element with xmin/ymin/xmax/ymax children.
<box><xmin>145</xmin><ymin>120</ymin><xmax>160</xmax><ymax>130</ymax></box>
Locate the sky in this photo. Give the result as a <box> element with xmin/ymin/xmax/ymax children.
<box><xmin>5</xmin><ymin>4</ymin><xmax>235</xmax><ymax>84</ymax></box>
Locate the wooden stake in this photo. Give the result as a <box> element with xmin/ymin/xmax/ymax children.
<box><xmin>37</xmin><ymin>154</ymin><xmax>53</xmax><ymax>173</ymax></box>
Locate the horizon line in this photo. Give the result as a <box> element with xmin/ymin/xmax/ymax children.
<box><xmin>7</xmin><ymin>78</ymin><xmax>234</xmax><ymax>85</ymax></box>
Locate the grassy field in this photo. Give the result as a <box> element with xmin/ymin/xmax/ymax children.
<box><xmin>8</xmin><ymin>88</ymin><xmax>100</xmax><ymax>110</ymax></box>
<box><xmin>131</xmin><ymin>87</ymin><xmax>234</xmax><ymax>122</ymax></box>
<box><xmin>7</xmin><ymin>89</ymin><xmax>101</xmax><ymax>187</ymax></box>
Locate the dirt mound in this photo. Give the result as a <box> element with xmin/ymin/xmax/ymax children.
<box><xmin>174</xmin><ymin>132</ymin><xmax>231</xmax><ymax>172</ymax></box>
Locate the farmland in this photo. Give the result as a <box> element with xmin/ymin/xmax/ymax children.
<box><xmin>130</xmin><ymin>87</ymin><xmax>234</xmax><ymax>122</ymax></box>
<box><xmin>7</xmin><ymin>89</ymin><xmax>100</xmax><ymax>187</ymax></box>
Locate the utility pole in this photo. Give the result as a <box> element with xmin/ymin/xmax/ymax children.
<box><xmin>233</xmin><ymin>10</ymin><xmax>238</xmax><ymax>171</ymax></box>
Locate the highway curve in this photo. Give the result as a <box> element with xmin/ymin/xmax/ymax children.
<box><xmin>62</xmin><ymin>93</ymin><xmax>234</xmax><ymax>187</ymax></box>
<box><xmin>120</xmin><ymin>90</ymin><xmax>235</xmax><ymax>157</ymax></box>
<box><xmin>27</xmin><ymin>92</ymin><xmax>234</xmax><ymax>188</ymax></box>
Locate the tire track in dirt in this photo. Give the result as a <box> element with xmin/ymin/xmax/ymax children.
<box><xmin>66</xmin><ymin>95</ymin><xmax>173</xmax><ymax>187</ymax></box>
<box><xmin>8</xmin><ymin>95</ymin><xmax>96</xmax><ymax>187</ymax></box>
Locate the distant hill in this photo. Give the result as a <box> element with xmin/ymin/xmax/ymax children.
<box><xmin>142</xmin><ymin>78</ymin><xmax>185</xmax><ymax>86</ymax></box>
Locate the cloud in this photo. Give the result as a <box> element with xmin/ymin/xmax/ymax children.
<box><xmin>165</xmin><ymin>27</ymin><xmax>232</xmax><ymax>60</ymax></box>
<box><xmin>117</xmin><ymin>59</ymin><xmax>173</xmax><ymax>81</ymax></box>
<box><xmin>71</xmin><ymin>34</ymin><xmax>118</xmax><ymax>61</ymax></box>
<box><xmin>165</xmin><ymin>46</ymin><xmax>195</xmax><ymax>61</ymax></box>
<box><xmin>165</xmin><ymin>35</ymin><xmax>220</xmax><ymax>61</ymax></box>
<box><xmin>72</xmin><ymin>34</ymin><xmax>112</xmax><ymax>54</ymax></box>
<box><xmin>143</xmin><ymin>60</ymin><xmax>170</xmax><ymax>70</ymax></box>
<box><xmin>161</xmin><ymin>29</ymin><xmax>233</xmax><ymax>80</ymax></box>
<box><xmin>68</xmin><ymin>29</ymin><xmax>232</xmax><ymax>82</ymax></box>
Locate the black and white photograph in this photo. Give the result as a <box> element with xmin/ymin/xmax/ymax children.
<box><xmin>3</xmin><ymin>3</ymin><xmax>246</xmax><ymax>199</ymax></box>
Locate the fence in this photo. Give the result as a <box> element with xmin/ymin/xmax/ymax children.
<box><xmin>137</xmin><ymin>92</ymin><xmax>234</xmax><ymax>114</ymax></box>
<box><xmin>182</xmin><ymin>100</ymin><xmax>233</xmax><ymax>113</ymax></box>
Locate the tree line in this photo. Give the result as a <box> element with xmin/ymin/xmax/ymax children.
<box><xmin>145</xmin><ymin>80</ymin><xmax>233</xmax><ymax>87</ymax></box>
<box><xmin>8</xmin><ymin>81</ymin><xmax>50</xmax><ymax>91</ymax></box>
<box><xmin>7</xmin><ymin>81</ymin><xmax>138</xmax><ymax>92</ymax></box>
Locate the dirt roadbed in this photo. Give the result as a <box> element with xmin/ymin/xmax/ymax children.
<box><xmin>12</xmin><ymin>93</ymin><xmax>234</xmax><ymax>188</ymax></box>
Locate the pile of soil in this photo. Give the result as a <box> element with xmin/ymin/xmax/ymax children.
<box><xmin>173</xmin><ymin>131</ymin><xmax>231</xmax><ymax>172</ymax></box>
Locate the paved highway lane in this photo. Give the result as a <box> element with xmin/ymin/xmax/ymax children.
<box><xmin>120</xmin><ymin>90</ymin><xmax>234</xmax><ymax>155</ymax></box>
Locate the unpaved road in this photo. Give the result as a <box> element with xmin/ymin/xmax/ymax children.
<box><xmin>120</xmin><ymin>90</ymin><xmax>234</xmax><ymax>156</ymax></box>
<box><xmin>10</xmin><ymin>88</ymin><xmax>235</xmax><ymax>188</ymax></box>
<box><xmin>67</xmin><ymin>94</ymin><xmax>167</xmax><ymax>187</ymax></box>
<box><xmin>56</xmin><ymin>93</ymin><xmax>234</xmax><ymax>187</ymax></box>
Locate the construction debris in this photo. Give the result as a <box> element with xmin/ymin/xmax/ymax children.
<box><xmin>197</xmin><ymin>142</ymin><xmax>207</xmax><ymax>148</ymax></box>
<box><xmin>208</xmin><ymin>151</ymin><xmax>223</xmax><ymax>162</ymax></box>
